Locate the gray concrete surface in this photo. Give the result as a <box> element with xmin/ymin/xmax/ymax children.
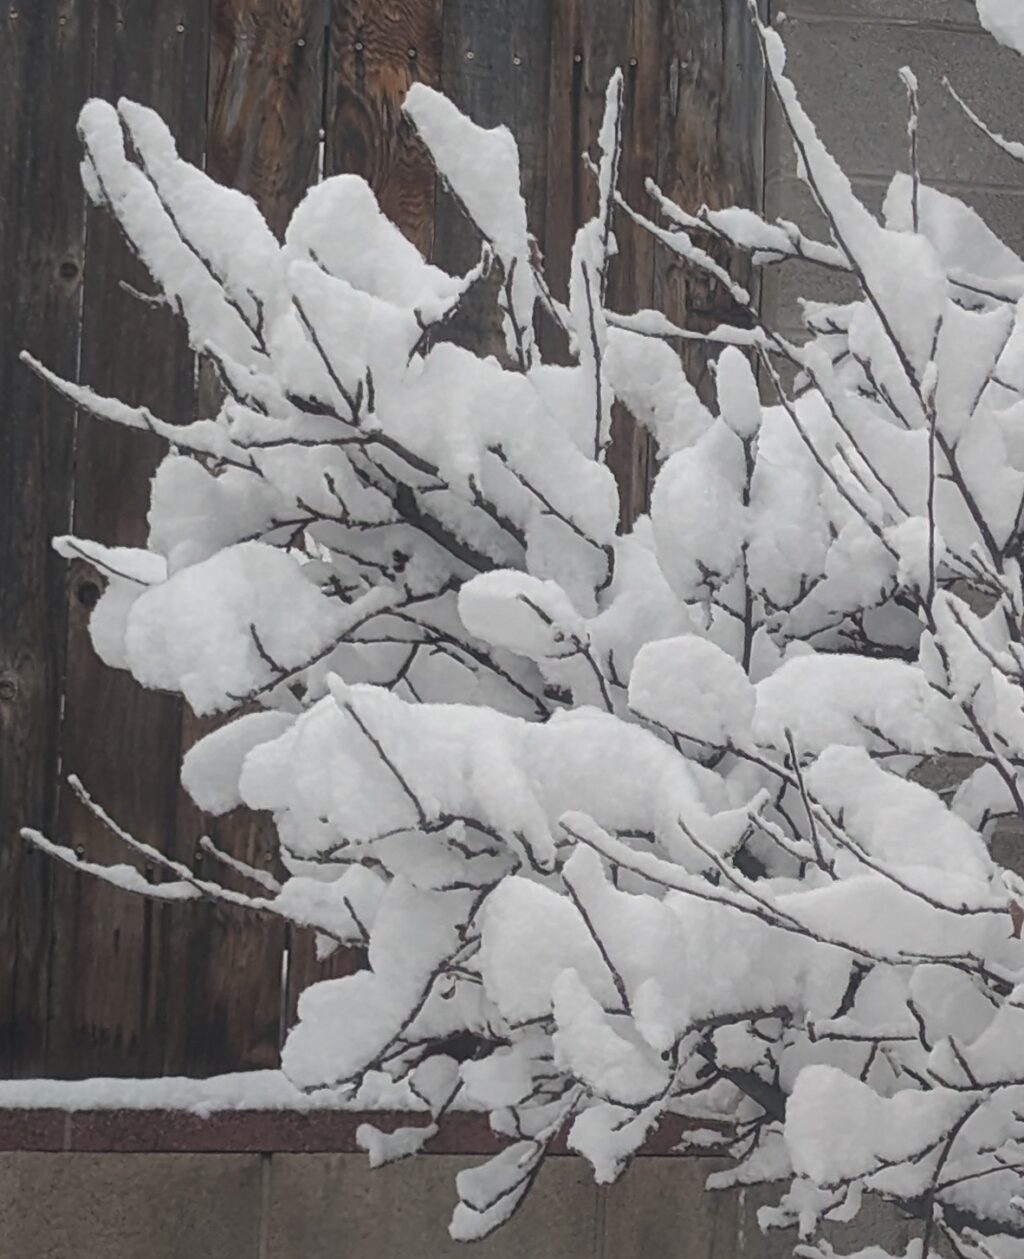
<box><xmin>0</xmin><ymin>1151</ymin><xmax>920</xmax><ymax>1259</ymax></box>
<box><xmin>762</xmin><ymin>0</ymin><xmax>1024</xmax><ymax>335</ymax></box>
<box><xmin>0</xmin><ymin>1152</ymin><xmax>262</xmax><ymax>1259</ymax></box>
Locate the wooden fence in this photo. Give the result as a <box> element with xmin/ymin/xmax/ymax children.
<box><xmin>0</xmin><ymin>0</ymin><xmax>764</xmax><ymax>1079</ymax></box>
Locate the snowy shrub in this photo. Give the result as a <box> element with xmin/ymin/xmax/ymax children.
<box><xmin>21</xmin><ymin>1</ymin><xmax>1024</xmax><ymax>1254</ymax></box>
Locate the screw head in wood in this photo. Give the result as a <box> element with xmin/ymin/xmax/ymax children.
<box><xmin>573</xmin><ymin>52</ymin><xmax>582</xmax><ymax>64</ymax></box>
<box><xmin>465</xmin><ymin>49</ymin><xmax>475</xmax><ymax>60</ymax></box>
<box><xmin>513</xmin><ymin>54</ymin><xmax>522</xmax><ymax>66</ymax></box>
<box><xmin>354</xmin><ymin>40</ymin><xmax>364</xmax><ymax>52</ymax></box>
<box><xmin>407</xmin><ymin>46</ymin><xmax>417</xmax><ymax>59</ymax></box>
<box><xmin>629</xmin><ymin>57</ymin><xmax>638</xmax><ymax>67</ymax></box>
<box><xmin>296</xmin><ymin>36</ymin><xmax>305</xmax><ymax>47</ymax></box>
<box><xmin>176</xmin><ymin>22</ymin><xmax>184</xmax><ymax>33</ymax></box>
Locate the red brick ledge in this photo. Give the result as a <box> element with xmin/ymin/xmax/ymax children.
<box><xmin>0</xmin><ymin>1108</ymin><xmax>710</xmax><ymax>1156</ymax></box>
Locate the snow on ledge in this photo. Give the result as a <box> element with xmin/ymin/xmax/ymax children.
<box><xmin>0</xmin><ymin>1070</ymin><xmax>426</xmax><ymax>1117</ymax></box>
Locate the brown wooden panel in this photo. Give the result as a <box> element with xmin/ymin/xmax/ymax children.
<box><xmin>650</xmin><ymin>0</ymin><xmax>765</xmax><ymax>408</ymax></box>
<box><xmin>0</xmin><ymin>0</ymin><xmax>96</xmax><ymax>1076</ymax></box>
<box><xmin>325</xmin><ymin>0</ymin><xmax>443</xmax><ymax>256</ymax></box>
<box><xmin>279</xmin><ymin>0</ymin><xmax>445</xmax><ymax>1031</ymax></box>
<box><xmin>543</xmin><ymin>1</ymin><xmax>653</xmax><ymax>523</ymax></box>
<box><xmin>159</xmin><ymin>0</ymin><xmax>330</xmax><ymax>1077</ymax></box>
<box><xmin>645</xmin><ymin>0</ymin><xmax>765</xmax><ymax>514</ymax></box>
<box><xmin>207</xmin><ymin>0</ymin><xmax>326</xmax><ymax>239</ymax></box>
<box><xmin>438</xmin><ymin>3</ymin><xmax>554</xmax><ymax>224</ymax></box>
<box><xmin>43</xmin><ymin>0</ymin><xmax>211</xmax><ymax>1078</ymax></box>
<box><xmin>542</xmin><ymin>0</ymin><xmax>618</xmax><ymax>347</ymax></box>
<box><xmin>1</xmin><ymin>0</ymin><xmax>767</xmax><ymax>1080</ymax></box>
<box><xmin>542</xmin><ymin>0</ymin><xmax>764</xmax><ymax>526</ymax></box>
<box><xmin>158</xmin><ymin>792</ymin><xmax>287</xmax><ymax>1075</ymax></box>
<box><xmin>433</xmin><ymin>0</ymin><xmax>553</xmax><ymax>359</ymax></box>
<box><xmin>437</xmin><ymin>0</ymin><xmax>663</xmax><ymax>513</ymax></box>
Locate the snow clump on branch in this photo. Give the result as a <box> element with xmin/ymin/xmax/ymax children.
<box><xmin>21</xmin><ymin>2</ymin><xmax>1024</xmax><ymax>1254</ymax></box>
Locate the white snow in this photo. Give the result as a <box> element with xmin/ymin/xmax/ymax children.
<box><xmin>24</xmin><ymin>21</ymin><xmax>1024</xmax><ymax>1254</ymax></box>
<box><xmin>0</xmin><ymin>1070</ymin><xmax>420</xmax><ymax>1114</ymax></box>
<box><xmin>977</xmin><ymin>0</ymin><xmax>1024</xmax><ymax>54</ymax></box>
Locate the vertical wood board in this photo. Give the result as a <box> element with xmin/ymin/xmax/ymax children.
<box><xmin>434</xmin><ymin>0</ymin><xmax>554</xmax><ymax>359</ymax></box>
<box><xmin>282</xmin><ymin>0</ymin><xmax>448</xmax><ymax>1030</ymax></box>
<box><xmin>0</xmin><ymin>0</ymin><xmax>768</xmax><ymax>1078</ymax></box>
<box><xmin>326</xmin><ymin>0</ymin><xmax>443</xmax><ymax>256</ymax></box>
<box><xmin>44</xmin><ymin>0</ymin><xmax>210</xmax><ymax>1078</ymax></box>
<box><xmin>0</xmin><ymin>0</ymin><xmax>97</xmax><ymax>1075</ymax></box>
<box><xmin>207</xmin><ymin>0</ymin><xmax>326</xmax><ymax>239</ymax></box>
<box><xmin>651</xmin><ymin>0</ymin><xmax>765</xmax><ymax>406</ymax></box>
<box><xmin>164</xmin><ymin>0</ymin><xmax>330</xmax><ymax>1076</ymax></box>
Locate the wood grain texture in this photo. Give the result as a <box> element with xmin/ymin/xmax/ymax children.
<box><xmin>0</xmin><ymin>0</ymin><xmax>767</xmax><ymax>1078</ymax></box>
<box><xmin>159</xmin><ymin>0</ymin><xmax>330</xmax><ymax>1075</ymax></box>
<box><xmin>279</xmin><ymin>0</ymin><xmax>449</xmax><ymax>1032</ymax></box>
<box><xmin>161</xmin><ymin>781</ymin><xmax>287</xmax><ymax>1074</ymax></box>
<box><xmin>326</xmin><ymin>0</ymin><xmax>442</xmax><ymax>254</ymax></box>
<box><xmin>544</xmin><ymin>0</ymin><xmax>658</xmax><ymax>524</ymax></box>
<box><xmin>542</xmin><ymin>0</ymin><xmax>764</xmax><ymax>526</ymax></box>
<box><xmin>432</xmin><ymin>0</ymin><xmax>553</xmax><ymax>360</ymax></box>
<box><xmin>440</xmin><ymin>0</ymin><xmax>554</xmax><ymax>225</ymax></box>
<box><xmin>651</xmin><ymin>0</ymin><xmax>765</xmax><ymax>407</ymax></box>
<box><xmin>43</xmin><ymin>0</ymin><xmax>210</xmax><ymax>1078</ymax></box>
<box><xmin>207</xmin><ymin>0</ymin><xmax>325</xmax><ymax>238</ymax></box>
<box><xmin>0</xmin><ymin>0</ymin><xmax>96</xmax><ymax>1075</ymax></box>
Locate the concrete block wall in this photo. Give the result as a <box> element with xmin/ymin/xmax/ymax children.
<box><xmin>0</xmin><ymin>1152</ymin><xmax>916</xmax><ymax>1259</ymax></box>
<box><xmin>762</xmin><ymin>0</ymin><xmax>1024</xmax><ymax>335</ymax></box>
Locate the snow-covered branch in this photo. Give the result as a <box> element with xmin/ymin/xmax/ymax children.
<box><xmin>19</xmin><ymin>5</ymin><xmax>1024</xmax><ymax>1253</ymax></box>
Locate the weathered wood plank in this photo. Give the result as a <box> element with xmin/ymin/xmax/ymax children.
<box><xmin>651</xmin><ymin>0</ymin><xmax>765</xmax><ymax>406</ymax></box>
<box><xmin>1</xmin><ymin>0</ymin><xmax>768</xmax><ymax>1078</ymax></box>
<box><xmin>43</xmin><ymin>0</ymin><xmax>211</xmax><ymax>1078</ymax></box>
<box><xmin>542</xmin><ymin>1</ymin><xmax>652</xmax><ymax>522</ymax></box>
<box><xmin>207</xmin><ymin>0</ymin><xmax>326</xmax><ymax>239</ymax></box>
<box><xmin>281</xmin><ymin>0</ymin><xmax>446</xmax><ymax>1032</ymax></box>
<box><xmin>433</xmin><ymin>0</ymin><xmax>553</xmax><ymax>359</ymax></box>
<box><xmin>542</xmin><ymin>0</ymin><xmax>764</xmax><ymax>527</ymax></box>
<box><xmin>159</xmin><ymin>0</ymin><xmax>330</xmax><ymax>1077</ymax></box>
<box><xmin>326</xmin><ymin>0</ymin><xmax>442</xmax><ymax>255</ymax></box>
<box><xmin>0</xmin><ymin>0</ymin><xmax>97</xmax><ymax>1076</ymax></box>
<box><xmin>438</xmin><ymin>2</ymin><xmax>553</xmax><ymax>218</ymax></box>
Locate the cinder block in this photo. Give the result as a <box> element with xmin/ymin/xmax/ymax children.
<box><xmin>780</xmin><ymin>0</ymin><xmax>979</xmax><ymax>25</ymax></box>
<box><xmin>766</xmin><ymin>17</ymin><xmax>1024</xmax><ymax>189</ymax></box>
<box><xmin>760</xmin><ymin>175</ymin><xmax>869</xmax><ymax>328</ymax></box>
<box><xmin>760</xmin><ymin>169</ymin><xmax>1024</xmax><ymax>331</ymax></box>
<box><xmin>940</xmin><ymin>185</ymin><xmax>1024</xmax><ymax>259</ymax></box>
<box><xmin>991</xmin><ymin>824</ymin><xmax>1024</xmax><ymax>878</ymax></box>
<box><xmin>735</xmin><ymin>1181</ymin><xmax>914</xmax><ymax>1258</ymax></box>
<box><xmin>760</xmin><ymin>256</ymin><xmax>862</xmax><ymax>335</ymax></box>
<box><xmin>598</xmin><ymin>1157</ymin><xmax>741</xmax><ymax>1259</ymax></box>
<box><xmin>265</xmin><ymin>1152</ymin><xmax>599</xmax><ymax>1259</ymax></box>
<box><xmin>0</xmin><ymin>1152</ymin><xmax>262</xmax><ymax>1259</ymax></box>
<box><xmin>734</xmin><ymin>1186</ymin><xmax>793</xmax><ymax>1259</ymax></box>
